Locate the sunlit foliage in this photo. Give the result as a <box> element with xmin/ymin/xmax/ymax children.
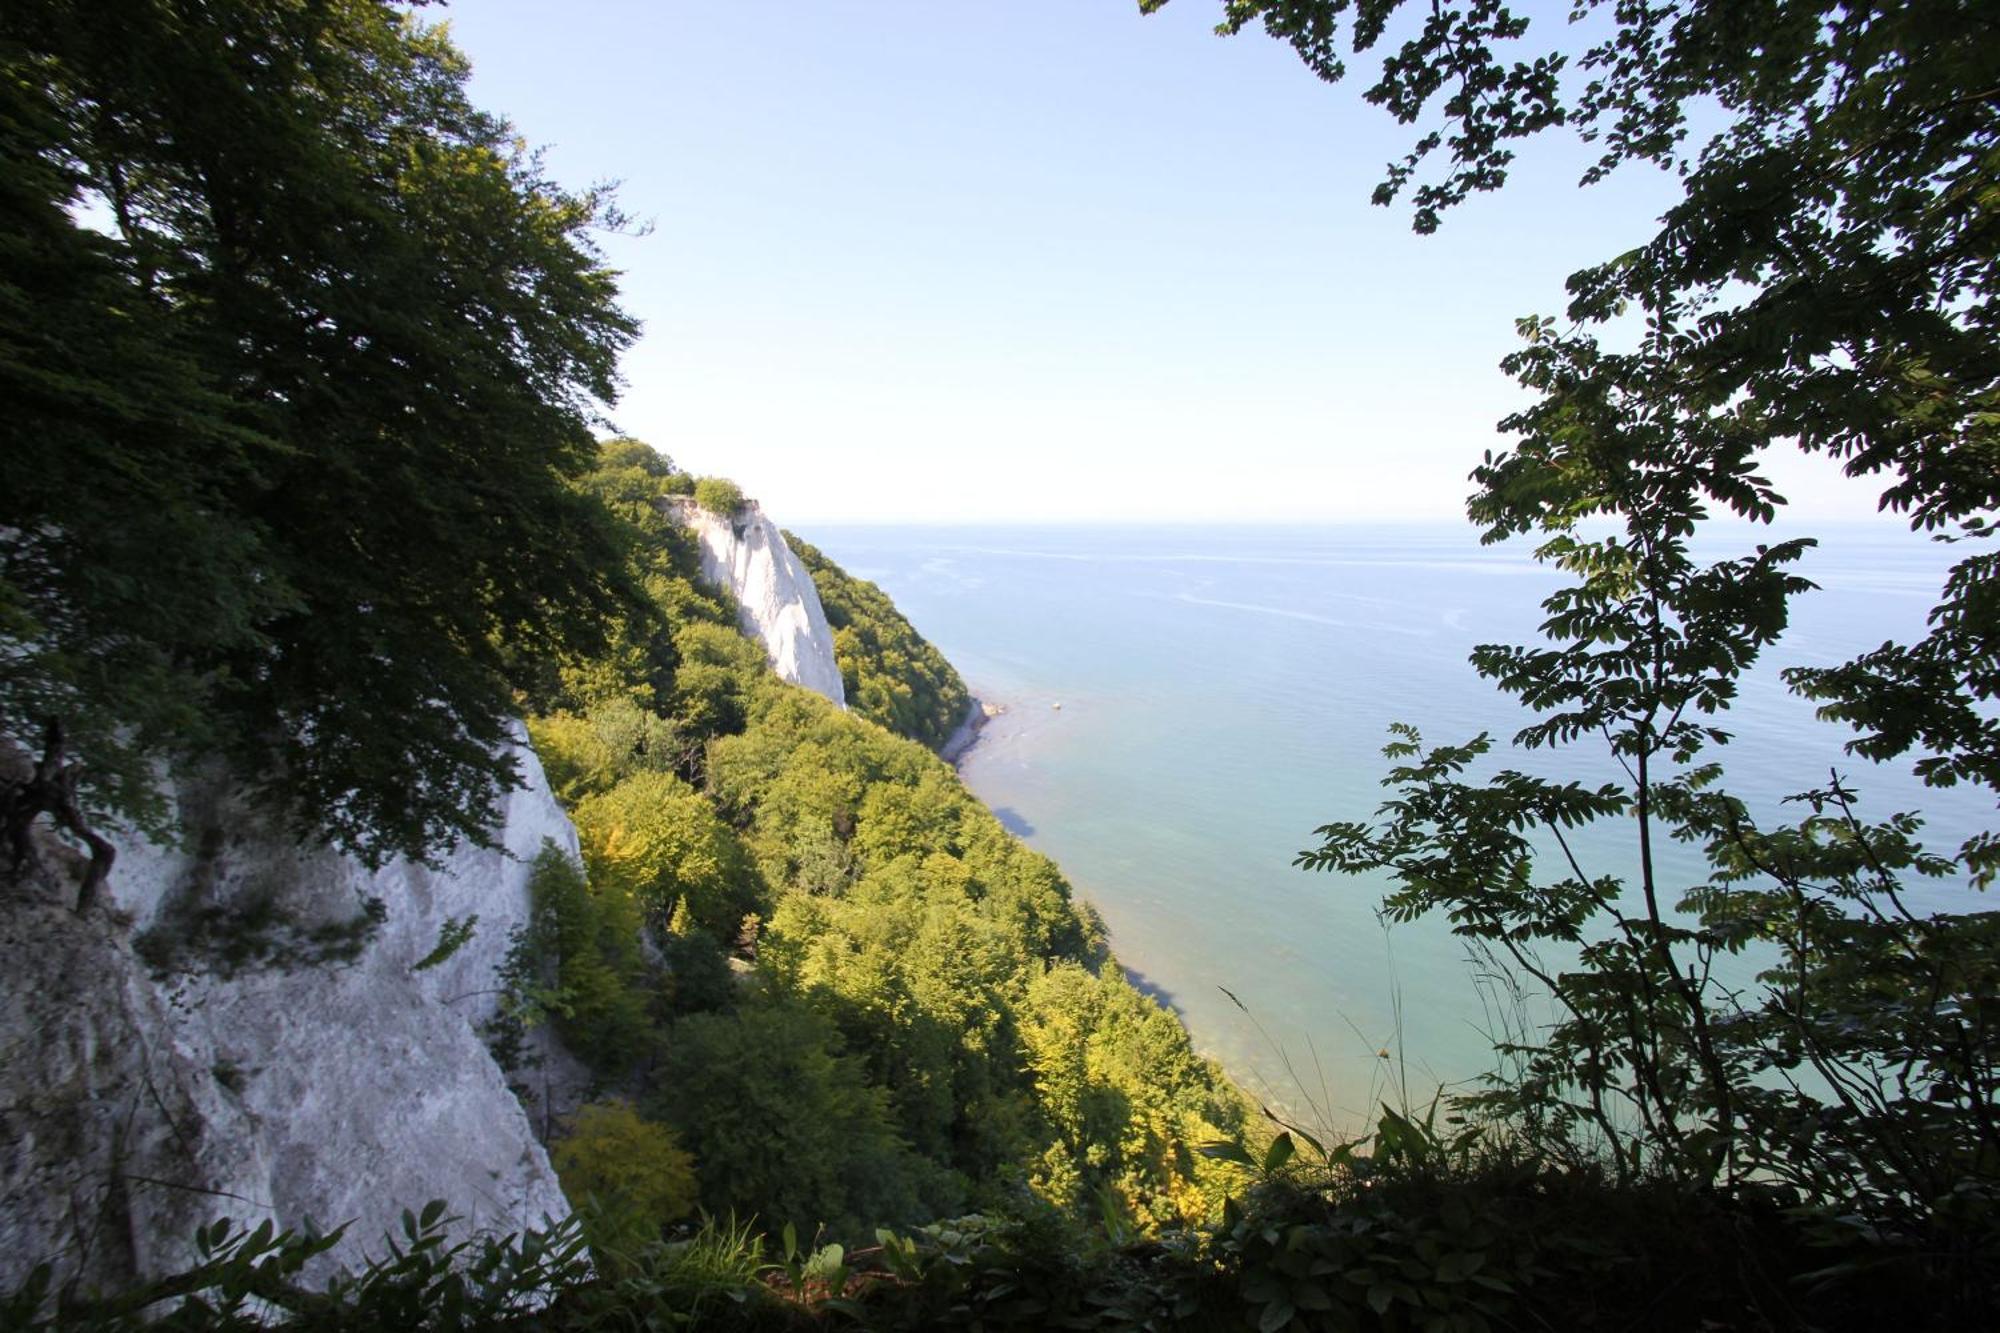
<box><xmin>506</xmin><ymin>439</ymin><xmax>1250</xmax><ymax>1240</ymax></box>
<box><xmin>693</xmin><ymin>476</ymin><xmax>746</xmax><ymax>516</ymax></box>
<box><xmin>551</xmin><ymin>1099</ymin><xmax>699</xmax><ymax>1251</ymax></box>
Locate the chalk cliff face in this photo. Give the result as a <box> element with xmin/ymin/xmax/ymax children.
<box><xmin>0</xmin><ymin>498</ymin><xmax>847</xmax><ymax>1295</ymax></box>
<box><xmin>666</xmin><ymin>496</ymin><xmax>847</xmax><ymax>706</ymax></box>
<box><xmin>0</xmin><ymin>734</ymin><xmax>578</xmax><ymax>1293</ymax></box>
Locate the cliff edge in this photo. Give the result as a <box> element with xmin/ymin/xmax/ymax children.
<box><xmin>665</xmin><ymin>497</ymin><xmax>846</xmax><ymax>707</ymax></box>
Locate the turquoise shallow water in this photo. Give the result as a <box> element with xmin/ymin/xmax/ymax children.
<box><xmin>799</xmin><ymin>521</ymin><xmax>1989</xmax><ymax>1133</ymax></box>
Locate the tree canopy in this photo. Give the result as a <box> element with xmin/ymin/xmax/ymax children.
<box><xmin>501</xmin><ymin>440</ymin><xmax>1252</xmax><ymax>1242</ymax></box>
<box><xmin>1164</xmin><ymin>1</ymin><xmax>1998</xmax><ymax>555</ymax></box>
<box><xmin>693</xmin><ymin>476</ymin><xmax>746</xmax><ymax>516</ymax></box>
<box><xmin>2</xmin><ymin>0</ymin><xmax>638</xmax><ymax>863</ymax></box>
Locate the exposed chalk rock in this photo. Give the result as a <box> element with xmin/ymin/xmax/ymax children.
<box><xmin>0</xmin><ymin>732</ymin><xmax>582</xmax><ymax>1294</ymax></box>
<box><xmin>665</xmin><ymin>496</ymin><xmax>846</xmax><ymax>706</ymax></box>
<box><xmin>0</xmin><ymin>889</ymin><xmax>271</xmax><ymax>1292</ymax></box>
<box><xmin>939</xmin><ymin>696</ymin><xmax>994</xmax><ymax>766</ymax></box>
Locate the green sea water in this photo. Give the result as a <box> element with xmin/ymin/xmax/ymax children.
<box><xmin>800</xmin><ymin>521</ymin><xmax>1987</xmax><ymax>1133</ymax></box>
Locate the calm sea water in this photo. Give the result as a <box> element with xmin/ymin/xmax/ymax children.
<box><xmin>800</xmin><ymin>521</ymin><xmax>1988</xmax><ymax>1132</ymax></box>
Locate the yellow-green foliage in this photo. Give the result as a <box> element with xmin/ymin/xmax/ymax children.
<box><xmin>522</xmin><ymin>846</ymin><xmax>651</xmax><ymax>1077</ymax></box>
<box><xmin>595</xmin><ymin>438</ymin><xmax>674</xmax><ymax>478</ymax></box>
<box><xmin>536</xmin><ymin>442</ymin><xmax>735</xmax><ymax>721</ymax></box>
<box><xmin>1021</xmin><ymin>964</ymin><xmax>1247</xmax><ymax>1229</ymax></box>
<box><xmin>512</xmin><ymin>437</ymin><xmax>1251</xmax><ymax>1241</ymax></box>
<box><xmin>669</xmin><ymin>621</ymin><xmax>765</xmax><ymax>743</ymax></box>
<box><xmin>718</xmin><ymin>678</ymin><xmax>1245</xmax><ymax>1225</ymax></box>
<box><xmin>693</xmin><ymin>475</ymin><xmax>745</xmax><ymax>515</ymax></box>
<box><xmin>552</xmin><ymin>1099</ymin><xmax>698</xmax><ymax>1247</ymax></box>
<box><xmin>529</xmin><ymin>698</ymin><xmax>690</xmax><ymax>806</ymax></box>
<box><xmin>573</xmin><ymin>771</ymin><xmax>753</xmax><ymax>937</ymax></box>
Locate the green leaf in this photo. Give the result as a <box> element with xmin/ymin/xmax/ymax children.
<box><xmin>1439</xmin><ymin>1194</ymin><xmax>1471</xmax><ymax>1232</ymax></box>
<box><xmin>1258</xmin><ymin>1299</ymin><xmax>1297</xmax><ymax>1333</ymax></box>
<box><xmin>1199</xmin><ymin>1139</ymin><xmax>1257</xmax><ymax>1168</ymax></box>
<box><xmin>1436</xmin><ymin>1251</ymin><xmax>1485</xmax><ymax>1282</ymax></box>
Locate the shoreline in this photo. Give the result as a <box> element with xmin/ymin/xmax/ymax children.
<box><xmin>936</xmin><ymin>680</ymin><xmax>1279</xmax><ymax>1119</ymax></box>
<box><xmin>939</xmin><ymin>694</ymin><xmax>1000</xmax><ymax>767</ymax></box>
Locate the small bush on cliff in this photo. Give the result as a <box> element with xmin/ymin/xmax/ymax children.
<box><xmin>694</xmin><ymin>476</ymin><xmax>747</xmax><ymax>515</ymax></box>
<box><xmin>515</xmin><ymin>844</ymin><xmax>651</xmax><ymax>1079</ymax></box>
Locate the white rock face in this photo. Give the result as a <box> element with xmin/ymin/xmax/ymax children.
<box><xmin>0</xmin><ymin>732</ymin><xmax>580</xmax><ymax>1293</ymax></box>
<box><xmin>667</xmin><ymin>496</ymin><xmax>846</xmax><ymax>706</ymax></box>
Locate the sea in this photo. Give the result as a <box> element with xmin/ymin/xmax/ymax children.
<box><xmin>799</xmin><ymin>521</ymin><xmax>1990</xmax><ymax>1135</ymax></box>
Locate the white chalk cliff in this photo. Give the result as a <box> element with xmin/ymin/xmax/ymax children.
<box><xmin>0</xmin><ymin>498</ymin><xmax>847</xmax><ymax>1296</ymax></box>
<box><xmin>0</xmin><ymin>733</ymin><xmax>579</xmax><ymax>1293</ymax></box>
<box><xmin>666</xmin><ymin>496</ymin><xmax>847</xmax><ymax>706</ymax></box>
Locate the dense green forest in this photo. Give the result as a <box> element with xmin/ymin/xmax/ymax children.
<box><xmin>786</xmin><ymin>535</ymin><xmax>975</xmax><ymax>752</ymax></box>
<box><xmin>6</xmin><ymin>0</ymin><xmax>1998</xmax><ymax>1328</ymax></box>
<box><xmin>518</xmin><ymin>441</ymin><xmax>1249</xmax><ymax>1241</ymax></box>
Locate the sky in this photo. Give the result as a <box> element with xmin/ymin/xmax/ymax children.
<box><xmin>442</xmin><ymin>0</ymin><xmax>1884</xmax><ymax>524</ymax></box>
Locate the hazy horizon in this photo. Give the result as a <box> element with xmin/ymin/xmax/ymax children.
<box><xmin>450</xmin><ymin>1</ymin><xmax>1901</xmax><ymax>527</ymax></box>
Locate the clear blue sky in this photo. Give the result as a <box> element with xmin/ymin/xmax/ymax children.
<box><xmin>442</xmin><ymin>0</ymin><xmax>1876</xmax><ymax>524</ymax></box>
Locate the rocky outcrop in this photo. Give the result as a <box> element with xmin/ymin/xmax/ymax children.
<box><xmin>940</xmin><ymin>697</ymin><xmax>999</xmax><ymax>766</ymax></box>
<box><xmin>665</xmin><ymin>497</ymin><xmax>846</xmax><ymax>706</ymax></box>
<box><xmin>0</xmin><ymin>889</ymin><xmax>269</xmax><ymax>1293</ymax></box>
<box><xmin>0</xmin><ymin>734</ymin><xmax>579</xmax><ymax>1295</ymax></box>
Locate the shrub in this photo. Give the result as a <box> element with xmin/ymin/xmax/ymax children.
<box><xmin>552</xmin><ymin>1100</ymin><xmax>698</xmax><ymax>1254</ymax></box>
<box><xmin>513</xmin><ymin>844</ymin><xmax>651</xmax><ymax>1078</ymax></box>
<box><xmin>595</xmin><ymin>437</ymin><xmax>675</xmax><ymax>477</ymax></box>
<box><xmin>693</xmin><ymin>476</ymin><xmax>745</xmax><ymax>515</ymax></box>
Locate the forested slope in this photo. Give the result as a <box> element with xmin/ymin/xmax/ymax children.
<box><xmin>786</xmin><ymin>535</ymin><xmax>974</xmax><ymax>752</ymax></box>
<box><xmin>517</xmin><ymin>441</ymin><xmax>1250</xmax><ymax>1242</ymax></box>
<box><xmin>10</xmin><ymin>0</ymin><xmax>1998</xmax><ymax>1327</ymax></box>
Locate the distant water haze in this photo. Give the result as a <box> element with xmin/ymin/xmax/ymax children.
<box><xmin>801</xmin><ymin>521</ymin><xmax>1988</xmax><ymax>1133</ymax></box>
